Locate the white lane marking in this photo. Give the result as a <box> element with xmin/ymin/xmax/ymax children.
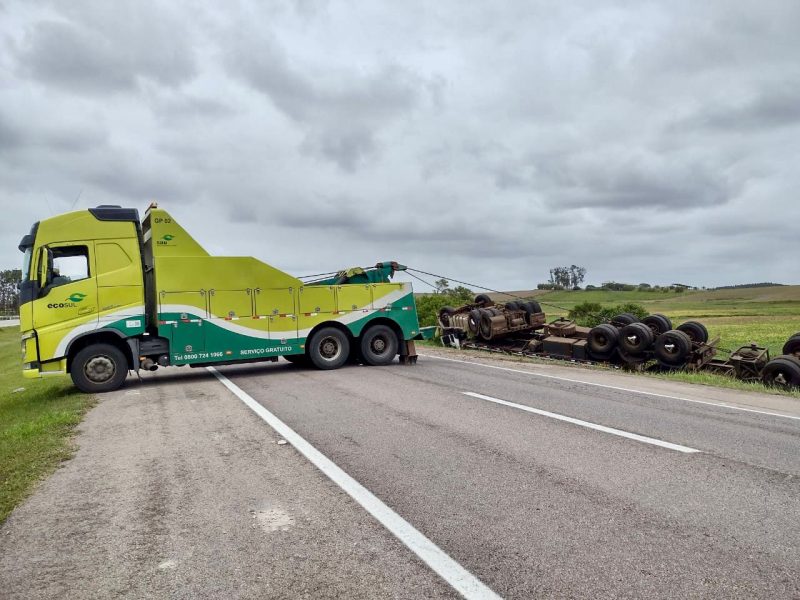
<box><xmin>208</xmin><ymin>367</ymin><xmax>501</xmax><ymax>600</ymax></box>
<box><xmin>462</xmin><ymin>392</ymin><xmax>701</xmax><ymax>454</ymax></box>
<box><xmin>420</xmin><ymin>354</ymin><xmax>800</xmax><ymax>423</ymax></box>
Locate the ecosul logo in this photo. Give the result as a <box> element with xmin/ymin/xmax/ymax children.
<box><xmin>48</xmin><ymin>293</ymin><xmax>87</xmax><ymax>309</ymax></box>
<box><xmin>157</xmin><ymin>234</ymin><xmax>176</xmax><ymax>246</ymax></box>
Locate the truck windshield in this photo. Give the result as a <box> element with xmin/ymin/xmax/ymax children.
<box><xmin>21</xmin><ymin>247</ymin><xmax>32</xmax><ymax>282</ymax></box>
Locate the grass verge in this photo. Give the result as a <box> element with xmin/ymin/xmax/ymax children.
<box><xmin>0</xmin><ymin>328</ymin><xmax>94</xmax><ymax>524</ymax></box>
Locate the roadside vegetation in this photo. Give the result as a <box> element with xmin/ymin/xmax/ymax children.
<box><xmin>0</xmin><ymin>328</ymin><xmax>94</xmax><ymax>523</ymax></box>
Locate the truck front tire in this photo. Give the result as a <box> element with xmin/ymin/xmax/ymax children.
<box><xmin>70</xmin><ymin>343</ymin><xmax>129</xmax><ymax>393</ymax></box>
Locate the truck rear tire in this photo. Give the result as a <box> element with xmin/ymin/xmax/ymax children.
<box><xmin>70</xmin><ymin>343</ymin><xmax>129</xmax><ymax>393</ymax></box>
<box><xmin>653</xmin><ymin>330</ymin><xmax>692</xmax><ymax>367</ymax></box>
<box><xmin>308</xmin><ymin>327</ymin><xmax>350</xmax><ymax>370</ymax></box>
<box><xmin>619</xmin><ymin>323</ymin><xmax>655</xmax><ymax>356</ymax></box>
<box><xmin>677</xmin><ymin>321</ymin><xmax>708</xmax><ymax>344</ymax></box>
<box><xmin>762</xmin><ymin>355</ymin><xmax>800</xmax><ymax>390</ymax></box>
<box><xmin>782</xmin><ymin>335</ymin><xmax>800</xmax><ymax>356</ymax></box>
<box><xmin>642</xmin><ymin>314</ymin><xmax>673</xmax><ymax>335</ymax></box>
<box><xmin>587</xmin><ymin>323</ymin><xmax>619</xmax><ymax>359</ymax></box>
<box><xmin>360</xmin><ymin>324</ymin><xmax>399</xmax><ymax>366</ymax></box>
<box><xmin>610</xmin><ymin>313</ymin><xmax>638</xmax><ymax>327</ymax></box>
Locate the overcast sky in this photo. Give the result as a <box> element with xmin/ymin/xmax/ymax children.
<box><xmin>1</xmin><ymin>0</ymin><xmax>798</xmax><ymax>291</ymax></box>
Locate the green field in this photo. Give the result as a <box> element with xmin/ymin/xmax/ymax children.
<box><xmin>0</xmin><ymin>328</ymin><xmax>94</xmax><ymax>523</ymax></box>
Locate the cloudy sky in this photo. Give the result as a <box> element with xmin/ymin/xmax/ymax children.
<box><xmin>1</xmin><ymin>0</ymin><xmax>798</xmax><ymax>291</ymax></box>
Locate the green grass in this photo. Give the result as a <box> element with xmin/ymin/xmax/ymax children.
<box><xmin>0</xmin><ymin>328</ymin><xmax>94</xmax><ymax>523</ymax></box>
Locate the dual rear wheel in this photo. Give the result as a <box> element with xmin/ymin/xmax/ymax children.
<box><xmin>292</xmin><ymin>324</ymin><xmax>400</xmax><ymax>370</ymax></box>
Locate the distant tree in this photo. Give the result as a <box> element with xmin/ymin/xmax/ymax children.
<box><xmin>0</xmin><ymin>269</ymin><xmax>21</xmax><ymax>315</ymax></box>
<box><xmin>549</xmin><ymin>265</ymin><xmax>586</xmax><ymax>290</ymax></box>
<box><xmin>434</xmin><ymin>278</ymin><xmax>450</xmax><ymax>294</ymax></box>
<box><xmin>444</xmin><ymin>286</ymin><xmax>474</xmax><ymax>304</ymax></box>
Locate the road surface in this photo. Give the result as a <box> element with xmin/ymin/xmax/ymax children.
<box><xmin>1</xmin><ymin>348</ymin><xmax>799</xmax><ymax>599</ymax></box>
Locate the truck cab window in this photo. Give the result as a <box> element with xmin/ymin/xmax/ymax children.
<box><xmin>48</xmin><ymin>246</ymin><xmax>89</xmax><ymax>287</ymax></box>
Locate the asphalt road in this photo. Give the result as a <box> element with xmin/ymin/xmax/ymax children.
<box><xmin>2</xmin><ymin>348</ymin><xmax>799</xmax><ymax>599</ymax></box>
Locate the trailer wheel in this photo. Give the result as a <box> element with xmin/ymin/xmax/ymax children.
<box><xmin>438</xmin><ymin>306</ymin><xmax>456</xmax><ymax>327</ymax></box>
<box><xmin>782</xmin><ymin>335</ymin><xmax>800</xmax><ymax>356</ymax></box>
<box><xmin>70</xmin><ymin>343</ymin><xmax>129</xmax><ymax>393</ymax></box>
<box><xmin>619</xmin><ymin>323</ymin><xmax>655</xmax><ymax>356</ymax></box>
<box><xmin>309</xmin><ymin>327</ymin><xmax>350</xmax><ymax>370</ymax></box>
<box><xmin>467</xmin><ymin>309</ymin><xmax>481</xmax><ymax>334</ymax></box>
<box><xmin>474</xmin><ymin>294</ymin><xmax>492</xmax><ymax>306</ymax></box>
<box><xmin>762</xmin><ymin>355</ymin><xmax>800</xmax><ymax>390</ymax></box>
<box><xmin>360</xmin><ymin>324</ymin><xmax>399</xmax><ymax>366</ymax></box>
<box><xmin>653</xmin><ymin>330</ymin><xmax>692</xmax><ymax>367</ymax></box>
<box><xmin>588</xmin><ymin>323</ymin><xmax>619</xmax><ymax>359</ymax></box>
<box><xmin>642</xmin><ymin>314</ymin><xmax>673</xmax><ymax>335</ymax></box>
<box><xmin>677</xmin><ymin>321</ymin><xmax>708</xmax><ymax>344</ymax></box>
<box><xmin>610</xmin><ymin>313</ymin><xmax>638</xmax><ymax>327</ymax></box>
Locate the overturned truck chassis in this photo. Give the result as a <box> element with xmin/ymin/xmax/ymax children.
<box><xmin>438</xmin><ymin>296</ymin><xmax>800</xmax><ymax>390</ymax></box>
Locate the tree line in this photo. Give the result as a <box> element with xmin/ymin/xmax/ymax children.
<box><xmin>0</xmin><ymin>269</ymin><xmax>21</xmax><ymax>315</ymax></box>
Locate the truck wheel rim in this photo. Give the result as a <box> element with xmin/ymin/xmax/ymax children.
<box><xmin>371</xmin><ymin>336</ymin><xmax>387</xmax><ymax>354</ymax></box>
<box><xmin>85</xmin><ymin>356</ymin><xmax>115</xmax><ymax>383</ymax></box>
<box><xmin>319</xmin><ymin>337</ymin><xmax>341</xmax><ymax>361</ymax></box>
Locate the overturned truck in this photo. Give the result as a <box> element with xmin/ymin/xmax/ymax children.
<box><xmin>438</xmin><ymin>295</ymin><xmax>800</xmax><ymax>390</ymax></box>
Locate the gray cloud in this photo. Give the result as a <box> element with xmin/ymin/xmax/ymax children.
<box><xmin>13</xmin><ymin>2</ymin><xmax>196</xmax><ymax>94</ymax></box>
<box><xmin>1</xmin><ymin>0</ymin><xmax>798</xmax><ymax>290</ymax></box>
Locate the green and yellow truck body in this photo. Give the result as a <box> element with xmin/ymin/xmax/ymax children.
<box><xmin>18</xmin><ymin>205</ymin><xmax>421</xmax><ymax>392</ymax></box>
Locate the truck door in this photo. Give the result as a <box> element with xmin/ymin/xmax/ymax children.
<box><xmin>32</xmin><ymin>242</ymin><xmax>99</xmax><ymax>362</ymax></box>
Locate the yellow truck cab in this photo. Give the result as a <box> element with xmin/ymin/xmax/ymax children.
<box><xmin>19</xmin><ymin>204</ymin><xmax>421</xmax><ymax>393</ymax></box>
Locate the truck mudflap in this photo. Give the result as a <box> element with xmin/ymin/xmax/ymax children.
<box><xmin>399</xmin><ymin>340</ymin><xmax>418</xmax><ymax>365</ymax></box>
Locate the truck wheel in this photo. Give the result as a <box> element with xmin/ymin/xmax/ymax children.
<box><xmin>610</xmin><ymin>313</ymin><xmax>637</xmax><ymax>327</ymax></box>
<box><xmin>474</xmin><ymin>294</ymin><xmax>491</xmax><ymax>306</ymax></box>
<box><xmin>782</xmin><ymin>335</ymin><xmax>800</xmax><ymax>356</ymax></box>
<box><xmin>70</xmin><ymin>343</ymin><xmax>129</xmax><ymax>393</ymax></box>
<box><xmin>642</xmin><ymin>314</ymin><xmax>673</xmax><ymax>335</ymax></box>
<box><xmin>360</xmin><ymin>324</ymin><xmax>399</xmax><ymax>366</ymax></box>
<box><xmin>653</xmin><ymin>330</ymin><xmax>692</xmax><ymax>367</ymax></box>
<box><xmin>677</xmin><ymin>321</ymin><xmax>708</xmax><ymax>344</ymax></box>
<box><xmin>762</xmin><ymin>355</ymin><xmax>800</xmax><ymax>390</ymax></box>
<box><xmin>587</xmin><ymin>323</ymin><xmax>619</xmax><ymax>359</ymax></box>
<box><xmin>467</xmin><ymin>309</ymin><xmax>481</xmax><ymax>334</ymax></box>
<box><xmin>438</xmin><ymin>306</ymin><xmax>456</xmax><ymax>327</ymax></box>
<box><xmin>505</xmin><ymin>301</ymin><xmax>521</xmax><ymax>311</ymax></box>
<box><xmin>619</xmin><ymin>323</ymin><xmax>655</xmax><ymax>356</ymax></box>
<box><xmin>308</xmin><ymin>327</ymin><xmax>350</xmax><ymax>370</ymax></box>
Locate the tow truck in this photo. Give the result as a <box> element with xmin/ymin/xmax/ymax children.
<box><xmin>18</xmin><ymin>204</ymin><xmax>422</xmax><ymax>392</ymax></box>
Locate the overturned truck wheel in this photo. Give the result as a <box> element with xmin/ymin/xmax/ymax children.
<box><xmin>653</xmin><ymin>330</ymin><xmax>692</xmax><ymax>368</ymax></box>
<box><xmin>642</xmin><ymin>314</ymin><xmax>673</xmax><ymax>336</ymax></box>
<box><xmin>762</xmin><ymin>355</ymin><xmax>800</xmax><ymax>390</ymax></box>
<box><xmin>677</xmin><ymin>321</ymin><xmax>708</xmax><ymax>344</ymax></box>
<box><xmin>782</xmin><ymin>334</ymin><xmax>800</xmax><ymax>356</ymax></box>
<box><xmin>587</xmin><ymin>323</ymin><xmax>619</xmax><ymax>360</ymax></box>
<box><xmin>610</xmin><ymin>313</ymin><xmax>638</xmax><ymax>327</ymax></box>
<box><xmin>619</xmin><ymin>323</ymin><xmax>655</xmax><ymax>356</ymax></box>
